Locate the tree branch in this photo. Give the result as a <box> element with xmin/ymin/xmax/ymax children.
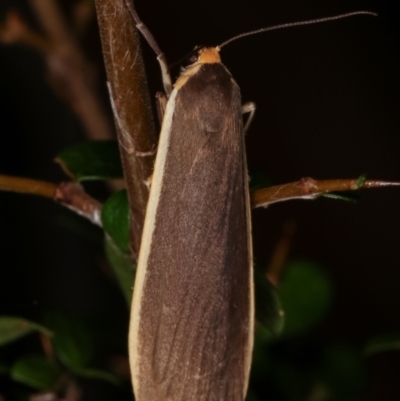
<box><xmin>3</xmin><ymin>173</ymin><xmax>399</xmax><ymax>234</ymax></box>
<box><xmin>94</xmin><ymin>0</ymin><xmax>157</xmax><ymax>257</ymax></box>
<box><xmin>0</xmin><ymin>175</ymin><xmax>102</xmax><ymax>227</ymax></box>
<box><xmin>251</xmin><ymin>177</ymin><xmax>400</xmax><ymax>207</ymax></box>
<box><xmin>0</xmin><ymin>174</ymin><xmax>57</xmax><ymax>198</ymax></box>
<box><xmin>54</xmin><ymin>182</ymin><xmax>103</xmax><ymax>227</ymax></box>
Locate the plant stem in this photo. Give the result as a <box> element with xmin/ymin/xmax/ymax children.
<box><xmin>0</xmin><ymin>175</ymin><xmax>102</xmax><ymax>227</ymax></box>
<box><xmin>251</xmin><ymin>177</ymin><xmax>400</xmax><ymax>207</ymax></box>
<box><xmin>94</xmin><ymin>0</ymin><xmax>157</xmax><ymax>257</ymax></box>
<box><xmin>0</xmin><ymin>174</ymin><xmax>56</xmax><ymax>198</ymax></box>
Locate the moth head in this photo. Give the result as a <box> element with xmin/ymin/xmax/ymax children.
<box><xmin>180</xmin><ymin>46</ymin><xmax>221</xmax><ymax>71</ymax></box>
<box><xmin>174</xmin><ymin>46</ymin><xmax>222</xmax><ymax>89</ymax></box>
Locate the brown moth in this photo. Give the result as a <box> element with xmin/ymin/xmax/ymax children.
<box><xmin>125</xmin><ymin>4</ymin><xmax>377</xmax><ymax>400</ymax></box>
<box><xmin>129</xmin><ymin>46</ymin><xmax>254</xmax><ymax>401</ymax></box>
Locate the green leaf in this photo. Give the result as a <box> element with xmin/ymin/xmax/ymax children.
<box><xmin>321</xmin><ymin>191</ymin><xmax>359</xmax><ymax>202</ymax></box>
<box><xmin>280</xmin><ymin>260</ymin><xmax>333</xmax><ymax>336</ymax></box>
<box><xmin>0</xmin><ymin>316</ymin><xmax>52</xmax><ymax>346</ymax></box>
<box><xmin>104</xmin><ymin>237</ymin><xmax>136</xmax><ymax>305</ymax></box>
<box><xmin>11</xmin><ymin>355</ymin><xmax>62</xmax><ymax>391</ymax></box>
<box><xmin>254</xmin><ymin>268</ymin><xmax>284</xmax><ymax>337</ymax></box>
<box><xmin>353</xmin><ymin>174</ymin><xmax>367</xmax><ymax>189</ymax></box>
<box><xmin>55</xmin><ymin>140</ymin><xmax>123</xmax><ymax>181</ymax></box>
<box><xmin>365</xmin><ymin>333</ymin><xmax>400</xmax><ymax>356</ymax></box>
<box><xmin>73</xmin><ymin>367</ymin><xmax>120</xmax><ymax>385</ymax></box>
<box><xmin>44</xmin><ymin>313</ymin><xmax>93</xmax><ymax>371</ymax></box>
<box><xmin>101</xmin><ymin>190</ymin><xmax>130</xmax><ymax>253</ymax></box>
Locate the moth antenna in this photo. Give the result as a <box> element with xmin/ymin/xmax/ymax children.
<box><xmin>125</xmin><ymin>0</ymin><xmax>173</xmax><ymax>96</ymax></box>
<box><xmin>217</xmin><ymin>11</ymin><xmax>378</xmax><ymax>50</ymax></box>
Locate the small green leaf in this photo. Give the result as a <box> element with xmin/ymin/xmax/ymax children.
<box><xmin>104</xmin><ymin>237</ymin><xmax>136</xmax><ymax>305</ymax></box>
<box><xmin>254</xmin><ymin>268</ymin><xmax>284</xmax><ymax>337</ymax></box>
<box><xmin>0</xmin><ymin>316</ymin><xmax>52</xmax><ymax>346</ymax></box>
<box><xmin>11</xmin><ymin>355</ymin><xmax>62</xmax><ymax>391</ymax></box>
<box><xmin>73</xmin><ymin>367</ymin><xmax>120</xmax><ymax>385</ymax></box>
<box><xmin>321</xmin><ymin>191</ymin><xmax>359</xmax><ymax>202</ymax></box>
<box><xmin>101</xmin><ymin>190</ymin><xmax>130</xmax><ymax>253</ymax></box>
<box><xmin>280</xmin><ymin>260</ymin><xmax>333</xmax><ymax>336</ymax></box>
<box><xmin>44</xmin><ymin>313</ymin><xmax>93</xmax><ymax>371</ymax></box>
<box><xmin>353</xmin><ymin>174</ymin><xmax>367</xmax><ymax>189</ymax></box>
<box><xmin>55</xmin><ymin>140</ymin><xmax>123</xmax><ymax>181</ymax></box>
<box><xmin>365</xmin><ymin>333</ymin><xmax>400</xmax><ymax>356</ymax></box>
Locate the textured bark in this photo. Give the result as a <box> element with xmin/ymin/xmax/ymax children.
<box><xmin>94</xmin><ymin>0</ymin><xmax>157</xmax><ymax>258</ymax></box>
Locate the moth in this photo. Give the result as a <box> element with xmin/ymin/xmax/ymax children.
<box><xmin>129</xmin><ymin>44</ymin><xmax>254</xmax><ymax>401</ymax></box>
<box><xmin>125</xmin><ymin>4</ymin><xmax>376</xmax><ymax>400</ymax></box>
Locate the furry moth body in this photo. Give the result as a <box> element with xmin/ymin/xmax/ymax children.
<box><xmin>129</xmin><ymin>47</ymin><xmax>254</xmax><ymax>401</ymax></box>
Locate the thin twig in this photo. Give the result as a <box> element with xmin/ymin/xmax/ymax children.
<box><xmin>0</xmin><ymin>175</ymin><xmax>102</xmax><ymax>227</ymax></box>
<box><xmin>0</xmin><ymin>174</ymin><xmax>57</xmax><ymax>198</ymax></box>
<box><xmin>2</xmin><ymin>173</ymin><xmax>399</xmax><ymax>229</ymax></box>
<box><xmin>251</xmin><ymin>177</ymin><xmax>400</xmax><ymax>208</ymax></box>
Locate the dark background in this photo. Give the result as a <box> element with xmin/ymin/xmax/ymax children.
<box><xmin>0</xmin><ymin>0</ymin><xmax>399</xmax><ymax>400</ymax></box>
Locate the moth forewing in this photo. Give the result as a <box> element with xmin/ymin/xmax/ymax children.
<box><xmin>129</xmin><ymin>48</ymin><xmax>254</xmax><ymax>401</ymax></box>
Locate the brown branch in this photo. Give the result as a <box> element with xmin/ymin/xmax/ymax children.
<box><xmin>251</xmin><ymin>177</ymin><xmax>400</xmax><ymax>208</ymax></box>
<box><xmin>0</xmin><ymin>175</ymin><xmax>102</xmax><ymax>227</ymax></box>
<box><xmin>0</xmin><ymin>174</ymin><xmax>57</xmax><ymax>198</ymax></box>
<box><xmin>3</xmin><ymin>2</ymin><xmax>156</xmax><ymax>255</ymax></box>
<box><xmin>1</xmin><ymin>4</ymin><xmax>125</xmax><ymax>192</ymax></box>
<box><xmin>94</xmin><ymin>0</ymin><xmax>157</xmax><ymax>258</ymax></box>
<box><xmin>54</xmin><ymin>182</ymin><xmax>103</xmax><ymax>226</ymax></box>
<box><xmin>3</xmin><ymin>173</ymin><xmax>398</xmax><ymax>246</ymax></box>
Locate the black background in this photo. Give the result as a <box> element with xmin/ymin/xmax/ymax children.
<box><xmin>1</xmin><ymin>0</ymin><xmax>399</xmax><ymax>400</ymax></box>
